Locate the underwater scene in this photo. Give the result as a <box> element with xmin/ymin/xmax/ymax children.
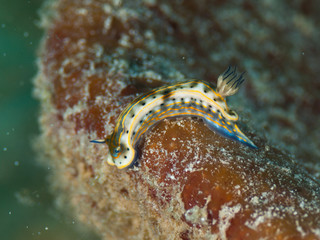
<box><xmin>0</xmin><ymin>0</ymin><xmax>98</xmax><ymax>239</ymax></box>
<box><xmin>1</xmin><ymin>0</ymin><xmax>320</xmax><ymax>239</ymax></box>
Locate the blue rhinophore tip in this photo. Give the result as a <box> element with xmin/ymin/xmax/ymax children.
<box><xmin>90</xmin><ymin>139</ymin><xmax>106</xmax><ymax>144</ymax></box>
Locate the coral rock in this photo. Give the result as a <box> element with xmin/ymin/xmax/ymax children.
<box><xmin>34</xmin><ymin>0</ymin><xmax>320</xmax><ymax>239</ymax></box>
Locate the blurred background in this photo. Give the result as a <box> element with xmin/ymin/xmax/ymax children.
<box><xmin>0</xmin><ymin>0</ymin><xmax>98</xmax><ymax>239</ymax></box>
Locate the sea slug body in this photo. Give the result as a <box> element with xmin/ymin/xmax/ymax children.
<box><xmin>91</xmin><ymin>66</ymin><xmax>257</xmax><ymax>169</ymax></box>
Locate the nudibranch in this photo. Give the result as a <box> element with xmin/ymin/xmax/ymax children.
<box><xmin>91</xmin><ymin>66</ymin><xmax>257</xmax><ymax>169</ymax></box>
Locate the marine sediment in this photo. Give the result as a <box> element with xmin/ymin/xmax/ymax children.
<box><xmin>34</xmin><ymin>0</ymin><xmax>320</xmax><ymax>239</ymax></box>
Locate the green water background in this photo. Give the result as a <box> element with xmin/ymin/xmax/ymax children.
<box><xmin>0</xmin><ymin>1</ymin><xmax>98</xmax><ymax>239</ymax></box>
